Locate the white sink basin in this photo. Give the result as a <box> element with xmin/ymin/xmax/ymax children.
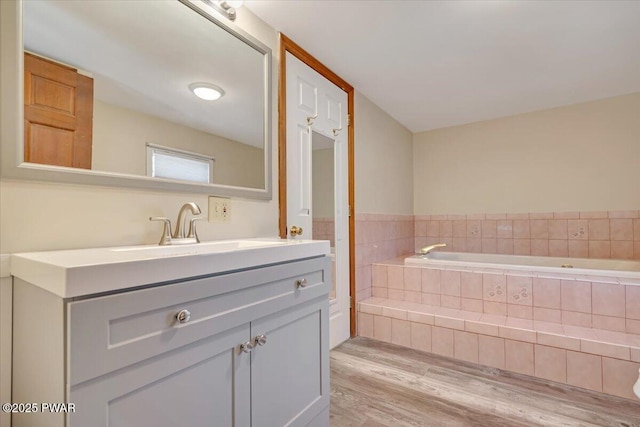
<box><xmin>11</xmin><ymin>238</ymin><xmax>329</xmax><ymax>298</ymax></box>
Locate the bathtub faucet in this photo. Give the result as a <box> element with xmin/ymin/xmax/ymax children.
<box><xmin>417</xmin><ymin>243</ymin><xmax>446</xmax><ymax>256</ymax></box>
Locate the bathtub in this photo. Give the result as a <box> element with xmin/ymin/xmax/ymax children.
<box><xmin>405</xmin><ymin>251</ymin><xmax>640</xmax><ymax>282</ymax></box>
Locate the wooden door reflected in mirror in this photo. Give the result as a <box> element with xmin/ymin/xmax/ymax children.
<box><xmin>24</xmin><ymin>52</ymin><xmax>94</xmax><ymax>169</ymax></box>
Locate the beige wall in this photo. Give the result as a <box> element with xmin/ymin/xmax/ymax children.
<box><xmin>93</xmin><ymin>101</ymin><xmax>264</xmax><ymax>189</ymax></box>
<box><xmin>0</xmin><ymin>7</ymin><xmax>278</xmax><ymax>423</ymax></box>
<box><xmin>413</xmin><ymin>93</ymin><xmax>640</xmax><ymax>215</ymax></box>
<box><xmin>355</xmin><ymin>91</ymin><xmax>414</xmax><ymax>214</ymax></box>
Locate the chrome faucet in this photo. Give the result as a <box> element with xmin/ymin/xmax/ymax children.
<box><xmin>174</xmin><ymin>202</ymin><xmax>201</xmax><ymax>239</ymax></box>
<box><xmin>150</xmin><ymin>202</ymin><xmax>204</xmax><ymax>245</ymax></box>
<box><xmin>417</xmin><ymin>243</ymin><xmax>446</xmax><ymax>256</ymax></box>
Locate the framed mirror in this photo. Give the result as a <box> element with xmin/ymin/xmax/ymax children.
<box><xmin>0</xmin><ymin>0</ymin><xmax>272</xmax><ymax>199</ymax></box>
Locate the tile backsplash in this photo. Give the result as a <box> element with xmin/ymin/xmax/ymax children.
<box><xmin>354</xmin><ymin>210</ymin><xmax>639</xmax><ymax>303</ymax></box>
<box><xmin>415</xmin><ymin>210</ymin><xmax>640</xmax><ymax>261</ymax></box>
<box><xmin>312</xmin><ymin>217</ymin><xmax>335</xmax><ymax>247</ymax></box>
<box><xmin>355</xmin><ymin>214</ymin><xmax>415</xmax><ymax>302</ymax></box>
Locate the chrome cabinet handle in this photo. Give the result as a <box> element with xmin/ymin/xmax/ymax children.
<box><xmin>240</xmin><ymin>341</ymin><xmax>255</xmax><ymax>353</ymax></box>
<box><xmin>295</xmin><ymin>278</ymin><xmax>307</xmax><ymax>289</ymax></box>
<box><xmin>175</xmin><ymin>309</ymin><xmax>191</xmax><ymax>324</ymax></box>
<box><xmin>254</xmin><ymin>334</ymin><xmax>267</xmax><ymax>346</ymax></box>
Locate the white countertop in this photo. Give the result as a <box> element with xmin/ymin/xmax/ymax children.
<box><xmin>11</xmin><ymin>238</ymin><xmax>330</xmax><ymax>298</ymax></box>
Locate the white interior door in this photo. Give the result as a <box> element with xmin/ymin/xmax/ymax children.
<box><xmin>286</xmin><ymin>52</ymin><xmax>350</xmax><ymax>349</ymax></box>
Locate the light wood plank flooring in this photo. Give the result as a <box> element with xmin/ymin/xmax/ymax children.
<box><xmin>330</xmin><ymin>337</ymin><xmax>640</xmax><ymax>427</ymax></box>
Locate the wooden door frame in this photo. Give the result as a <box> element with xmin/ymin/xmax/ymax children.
<box><xmin>278</xmin><ymin>33</ymin><xmax>356</xmax><ymax>338</ymax></box>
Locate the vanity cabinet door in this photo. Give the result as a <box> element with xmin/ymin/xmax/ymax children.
<box><xmin>250</xmin><ymin>298</ymin><xmax>330</xmax><ymax>427</ymax></box>
<box><xmin>69</xmin><ymin>324</ymin><xmax>251</xmax><ymax>427</ymax></box>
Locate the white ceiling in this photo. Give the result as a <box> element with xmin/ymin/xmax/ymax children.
<box><xmin>23</xmin><ymin>0</ymin><xmax>265</xmax><ymax>147</ymax></box>
<box><xmin>246</xmin><ymin>0</ymin><xmax>640</xmax><ymax>132</ymax></box>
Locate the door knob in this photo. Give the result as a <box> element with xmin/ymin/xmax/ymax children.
<box><xmin>290</xmin><ymin>225</ymin><xmax>303</xmax><ymax>236</ymax></box>
<box><xmin>254</xmin><ymin>334</ymin><xmax>267</xmax><ymax>346</ymax></box>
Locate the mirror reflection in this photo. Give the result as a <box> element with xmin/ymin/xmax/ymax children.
<box><xmin>22</xmin><ymin>0</ymin><xmax>266</xmax><ymax>189</ymax></box>
<box><xmin>311</xmin><ymin>131</ymin><xmax>336</xmax><ymax>299</ymax></box>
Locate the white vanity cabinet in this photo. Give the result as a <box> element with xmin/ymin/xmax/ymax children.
<box><xmin>12</xmin><ymin>255</ymin><xmax>330</xmax><ymax>427</ymax></box>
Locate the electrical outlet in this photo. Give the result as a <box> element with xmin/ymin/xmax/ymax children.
<box><xmin>220</xmin><ymin>199</ymin><xmax>230</xmax><ymax>222</ymax></box>
<box><xmin>208</xmin><ymin>196</ymin><xmax>231</xmax><ymax>223</ymax></box>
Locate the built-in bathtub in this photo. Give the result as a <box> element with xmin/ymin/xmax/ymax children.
<box><xmin>405</xmin><ymin>251</ymin><xmax>640</xmax><ymax>283</ymax></box>
<box><xmin>357</xmin><ymin>251</ymin><xmax>640</xmax><ymax>400</ymax></box>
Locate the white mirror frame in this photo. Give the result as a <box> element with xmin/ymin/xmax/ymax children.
<box><xmin>0</xmin><ymin>0</ymin><xmax>272</xmax><ymax>200</ymax></box>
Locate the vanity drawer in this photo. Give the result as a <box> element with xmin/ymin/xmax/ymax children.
<box><xmin>67</xmin><ymin>256</ymin><xmax>329</xmax><ymax>385</ymax></box>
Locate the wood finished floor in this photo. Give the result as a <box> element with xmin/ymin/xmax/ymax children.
<box><xmin>329</xmin><ymin>337</ymin><xmax>640</xmax><ymax>427</ymax></box>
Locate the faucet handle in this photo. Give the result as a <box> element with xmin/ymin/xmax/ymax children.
<box><xmin>187</xmin><ymin>217</ymin><xmax>205</xmax><ymax>243</ymax></box>
<box><xmin>149</xmin><ymin>217</ymin><xmax>172</xmax><ymax>246</ymax></box>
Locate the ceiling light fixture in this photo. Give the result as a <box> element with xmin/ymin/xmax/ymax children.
<box><xmin>189</xmin><ymin>82</ymin><xmax>225</xmax><ymax>101</ymax></box>
<box><xmin>201</xmin><ymin>0</ymin><xmax>243</xmax><ymax>21</ymax></box>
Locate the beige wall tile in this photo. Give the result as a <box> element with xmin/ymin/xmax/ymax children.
<box><xmin>373</xmin><ymin>315</ymin><xmax>392</xmax><ymax>342</ymax></box>
<box><xmin>431</xmin><ymin>326</ymin><xmax>454</xmax><ymax>357</ymax></box>
<box><xmin>591</xmin><ymin>283</ymin><xmax>625</xmax><ymax>317</ymax></box>
<box><xmin>533</xmin><ymin>278</ymin><xmax>561</xmax><ymax>309</ymax></box>
<box><xmin>421</xmin><ymin>269</ymin><xmax>441</xmax><ymax>294</ymax></box>
<box><xmin>358</xmin><ymin>312</ymin><xmax>374</xmax><ymax>338</ymax></box>
<box><xmin>602</xmin><ymin>357</ymin><xmax>640</xmax><ymax>400</ymax></box>
<box><xmin>561</xmin><ymin>280</ymin><xmax>591</xmax><ymax>313</ymax></box>
<box><xmin>461</xmin><ymin>272</ymin><xmax>483</xmax><ymax>299</ymax></box>
<box><xmin>454</xmin><ymin>331</ymin><xmax>479</xmax><ymax>364</ymax></box>
<box><xmin>410</xmin><ymin>322</ymin><xmax>432</xmax><ymax>353</ymax></box>
<box><xmin>566</xmin><ymin>351</ymin><xmax>602</xmax><ymax>392</ymax></box>
<box><xmin>441</xmin><ymin>270</ymin><xmax>461</xmax><ymax>296</ymax></box>
<box><xmin>403</xmin><ymin>267</ymin><xmax>421</xmax><ymax>292</ymax></box>
<box><xmin>391</xmin><ymin>319</ymin><xmax>412</xmax><ymax>347</ymax></box>
<box><xmin>610</xmin><ymin>219</ymin><xmax>634</xmax><ymax>241</ymax></box>
<box><xmin>589</xmin><ymin>219</ymin><xmax>610</xmax><ymax>240</ymax></box>
<box><xmin>534</xmin><ymin>345</ymin><xmax>567</xmax><ymax>383</ymax></box>
<box><xmin>505</xmin><ymin>340</ymin><xmax>534</xmax><ymax>376</ymax></box>
<box><xmin>387</xmin><ymin>266</ymin><xmax>404</xmax><ymax>289</ymax></box>
<box><xmin>589</xmin><ymin>241</ymin><xmax>611</xmax><ymax>258</ymax></box>
<box><xmin>479</xmin><ymin>335</ymin><xmax>505</xmax><ymax>369</ymax></box>
<box><xmin>627</xmin><ymin>286</ymin><xmax>640</xmax><ymax>320</ymax></box>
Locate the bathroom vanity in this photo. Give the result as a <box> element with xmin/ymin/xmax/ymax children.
<box><xmin>11</xmin><ymin>239</ymin><xmax>330</xmax><ymax>427</ymax></box>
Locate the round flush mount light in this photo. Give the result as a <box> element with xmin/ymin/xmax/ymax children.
<box><xmin>189</xmin><ymin>82</ymin><xmax>225</xmax><ymax>101</ymax></box>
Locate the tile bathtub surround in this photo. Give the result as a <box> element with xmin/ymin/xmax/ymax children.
<box><xmin>369</xmin><ymin>262</ymin><xmax>640</xmax><ymax>334</ymax></box>
<box><xmin>357</xmin><ymin>298</ymin><xmax>640</xmax><ymax>400</ymax></box>
<box><xmin>415</xmin><ymin>210</ymin><xmax>640</xmax><ymax>260</ymax></box>
<box><xmin>355</xmin><ymin>213</ymin><xmax>415</xmax><ymax>302</ymax></box>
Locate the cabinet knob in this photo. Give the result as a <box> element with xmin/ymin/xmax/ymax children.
<box><xmin>295</xmin><ymin>278</ymin><xmax>307</xmax><ymax>289</ymax></box>
<box><xmin>240</xmin><ymin>341</ymin><xmax>255</xmax><ymax>353</ymax></box>
<box><xmin>255</xmin><ymin>334</ymin><xmax>267</xmax><ymax>346</ymax></box>
<box><xmin>175</xmin><ymin>309</ymin><xmax>191</xmax><ymax>324</ymax></box>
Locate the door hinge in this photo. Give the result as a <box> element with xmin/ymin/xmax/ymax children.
<box><xmin>348</xmin><ymin>205</ymin><xmax>352</xmax><ymax>217</ymax></box>
<box><xmin>347</xmin><ymin>114</ymin><xmax>352</xmax><ymax>127</ymax></box>
<box><xmin>349</xmin><ymin>298</ymin><xmax>352</xmax><ymax>309</ymax></box>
